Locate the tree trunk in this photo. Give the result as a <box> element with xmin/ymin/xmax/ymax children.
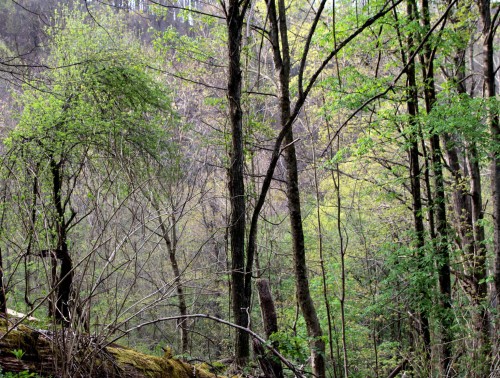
<box><xmin>256</xmin><ymin>279</ymin><xmax>283</xmax><ymax>378</ymax></box>
<box><xmin>154</xmin><ymin>201</ymin><xmax>189</xmax><ymax>354</ymax></box>
<box><xmin>477</xmin><ymin>0</ymin><xmax>500</xmax><ymax>372</ymax></box>
<box><xmin>168</xmin><ymin>215</ymin><xmax>189</xmax><ymax>355</ymax></box>
<box><xmin>417</xmin><ymin>0</ymin><xmax>453</xmax><ymax>370</ymax></box>
<box><xmin>226</xmin><ymin>0</ymin><xmax>250</xmax><ymax>364</ymax></box>
<box><xmin>405</xmin><ymin>0</ymin><xmax>431</xmax><ymax>357</ymax></box>
<box><xmin>0</xmin><ymin>183</ymin><xmax>8</xmax><ymax>314</ymax></box>
<box><xmin>50</xmin><ymin>158</ymin><xmax>73</xmax><ymax>327</ymax></box>
<box><xmin>466</xmin><ymin>145</ymin><xmax>490</xmax><ymax>373</ymax></box>
<box><xmin>444</xmin><ymin>31</ymin><xmax>490</xmax><ymax>373</ymax></box>
<box><xmin>265</xmin><ymin>0</ymin><xmax>326</xmax><ymax>376</ymax></box>
<box><xmin>285</xmin><ymin>135</ymin><xmax>326</xmax><ymax>378</ymax></box>
<box><xmin>478</xmin><ymin>0</ymin><xmax>499</xmax><ymax>326</ymax></box>
<box><xmin>0</xmin><ymin>318</ymin><xmax>220</xmax><ymax>378</ymax></box>
<box><xmin>0</xmin><ymin>249</ymin><xmax>5</xmax><ymax>314</ymax></box>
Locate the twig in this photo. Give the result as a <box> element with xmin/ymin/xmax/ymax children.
<box><xmin>106</xmin><ymin>313</ymin><xmax>307</xmax><ymax>378</ymax></box>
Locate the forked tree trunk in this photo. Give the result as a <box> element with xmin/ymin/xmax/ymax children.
<box><xmin>265</xmin><ymin>0</ymin><xmax>326</xmax><ymax>376</ymax></box>
<box><xmin>51</xmin><ymin>158</ymin><xmax>73</xmax><ymax>327</ymax></box>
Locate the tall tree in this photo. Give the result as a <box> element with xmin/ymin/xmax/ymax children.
<box><xmin>417</xmin><ymin>0</ymin><xmax>453</xmax><ymax>370</ymax></box>
<box><xmin>477</xmin><ymin>0</ymin><xmax>500</xmax><ymax>321</ymax></box>
<box><xmin>437</xmin><ymin>3</ymin><xmax>491</xmax><ymax>372</ymax></box>
<box><xmin>477</xmin><ymin>0</ymin><xmax>499</xmax><ymax>369</ymax></box>
<box><xmin>225</xmin><ymin>0</ymin><xmax>252</xmax><ymax>365</ymax></box>
<box><xmin>264</xmin><ymin>0</ymin><xmax>326</xmax><ymax>375</ymax></box>
<box><xmin>393</xmin><ymin>0</ymin><xmax>432</xmax><ymax>360</ymax></box>
<box><xmin>6</xmin><ymin>9</ymin><xmax>174</xmax><ymax>326</ymax></box>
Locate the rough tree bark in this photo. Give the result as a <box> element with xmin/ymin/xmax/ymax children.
<box><xmin>265</xmin><ymin>0</ymin><xmax>326</xmax><ymax>376</ymax></box>
<box><xmin>51</xmin><ymin>157</ymin><xmax>73</xmax><ymax>327</ymax></box>
<box><xmin>225</xmin><ymin>0</ymin><xmax>252</xmax><ymax>365</ymax></box>
<box><xmin>255</xmin><ymin>279</ymin><xmax>283</xmax><ymax>378</ymax></box>
<box><xmin>418</xmin><ymin>0</ymin><xmax>453</xmax><ymax>370</ymax></box>
<box><xmin>404</xmin><ymin>0</ymin><xmax>432</xmax><ymax>357</ymax></box>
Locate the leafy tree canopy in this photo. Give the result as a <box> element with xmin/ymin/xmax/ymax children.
<box><xmin>5</xmin><ymin>8</ymin><xmax>176</xmax><ymax>170</ymax></box>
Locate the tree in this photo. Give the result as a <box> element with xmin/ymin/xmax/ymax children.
<box><xmin>224</xmin><ymin>0</ymin><xmax>253</xmax><ymax>365</ymax></box>
<box><xmin>403</xmin><ymin>0</ymin><xmax>432</xmax><ymax>358</ymax></box>
<box><xmin>477</xmin><ymin>0</ymin><xmax>500</xmax><ymax>331</ymax></box>
<box><xmin>417</xmin><ymin>0</ymin><xmax>453</xmax><ymax>370</ymax></box>
<box><xmin>2</xmin><ymin>0</ymin><xmax>499</xmax><ymax>376</ymax></box>
<box><xmin>264</xmin><ymin>0</ymin><xmax>327</xmax><ymax>375</ymax></box>
<box><xmin>4</xmin><ymin>9</ymin><xmax>175</xmax><ymax>326</ymax></box>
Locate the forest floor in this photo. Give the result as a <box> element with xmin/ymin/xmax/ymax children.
<box><xmin>0</xmin><ymin>317</ymin><xmax>221</xmax><ymax>378</ymax></box>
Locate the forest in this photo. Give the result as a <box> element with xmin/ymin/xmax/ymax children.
<box><xmin>0</xmin><ymin>0</ymin><xmax>499</xmax><ymax>377</ymax></box>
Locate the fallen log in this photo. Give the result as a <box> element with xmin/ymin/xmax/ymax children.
<box><xmin>0</xmin><ymin>319</ymin><xmax>219</xmax><ymax>378</ymax></box>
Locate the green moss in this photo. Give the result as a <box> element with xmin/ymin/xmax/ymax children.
<box><xmin>196</xmin><ymin>361</ymin><xmax>227</xmax><ymax>375</ymax></box>
<box><xmin>107</xmin><ymin>345</ymin><xmax>216</xmax><ymax>378</ymax></box>
<box><xmin>108</xmin><ymin>346</ymin><xmax>165</xmax><ymax>377</ymax></box>
<box><xmin>0</xmin><ymin>319</ymin><xmax>220</xmax><ymax>378</ymax></box>
<box><xmin>0</xmin><ymin>320</ymin><xmax>39</xmax><ymax>356</ymax></box>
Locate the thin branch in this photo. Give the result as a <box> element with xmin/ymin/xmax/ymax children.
<box><xmin>247</xmin><ymin>0</ymin><xmax>405</xmax><ymax>258</ymax></box>
<box><xmin>106</xmin><ymin>313</ymin><xmax>307</xmax><ymax>378</ymax></box>
<box><xmin>148</xmin><ymin>0</ymin><xmax>226</xmax><ymax>21</ymax></box>
<box><xmin>298</xmin><ymin>0</ymin><xmax>328</xmax><ymax>97</ymax></box>
<box><xmin>302</xmin><ymin>0</ymin><xmax>403</xmax><ymax>101</ymax></box>
<box><xmin>320</xmin><ymin>0</ymin><xmax>459</xmax><ymax>157</ymax></box>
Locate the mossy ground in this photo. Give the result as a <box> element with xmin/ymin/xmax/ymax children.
<box><xmin>0</xmin><ymin>318</ymin><xmax>225</xmax><ymax>377</ymax></box>
<box><xmin>108</xmin><ymin>345</ymin><xmax>216</xmax><ymax>378</ymax></box>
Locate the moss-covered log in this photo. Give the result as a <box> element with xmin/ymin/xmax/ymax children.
<box><xmin>0</xmin><ymin>318</ymin><xmax>219</xmax><ymax>377</ymax></box>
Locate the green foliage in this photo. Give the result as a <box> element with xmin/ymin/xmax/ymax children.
<box><xmin>7</xmin><ymin>65</ymin><xmax>173</xmax><ymax>167</ymax></box>
<box><xmin>0</xmin><ymin>0</ymin><xmax>498</xmax><ymax>375</ymax></box>
<box><xmin>0</xmin><ymin>370</ymin><xmax>41</xmax><ymax>378</ymax></box>
<box><xmin>0</xmin><ymin>7</ymin><xmax>181</xmax><ymax>344</ymax></box>
<box><xmin>10</xmin><ymin>348</ymin><xmax>25</xmax><ymax>360</ymax></box>
<box><xmin>268</xmin><ymin>331</ymin><xmax>309</xmax><ymax>363</ymax></box>
<box><xmin>5</xmin><ymin>7</ymin><xmax>177</xmax><ymax>191</ymax></box>
<box><xmin>422</xmin><ymin>92</ymin><xmax>489</xmax><ymax>154</ymax></box>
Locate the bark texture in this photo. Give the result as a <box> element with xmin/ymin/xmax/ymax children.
<box><xmin>226</xmin><ymin>0</ymin><xmax>251</xmax><ymax>364</ymax></box>
<box><xmin>51</xmin><ymin>158</ymin><xmax>73</xmax><ymax>327</ymax></box>
<box><xmin>405</xmin><ymin>0</ymin><xmax>431</xmax><ymax>355</ymax></box>
<box><xmin>256</xmin><ymin>279</ymin><xmax>283</xmax><ymax>378</ymax></box>
<box><xmin>265</xmin><ymin>0</ymin><xmax>326</xmax><ymax>375</ymax></box>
